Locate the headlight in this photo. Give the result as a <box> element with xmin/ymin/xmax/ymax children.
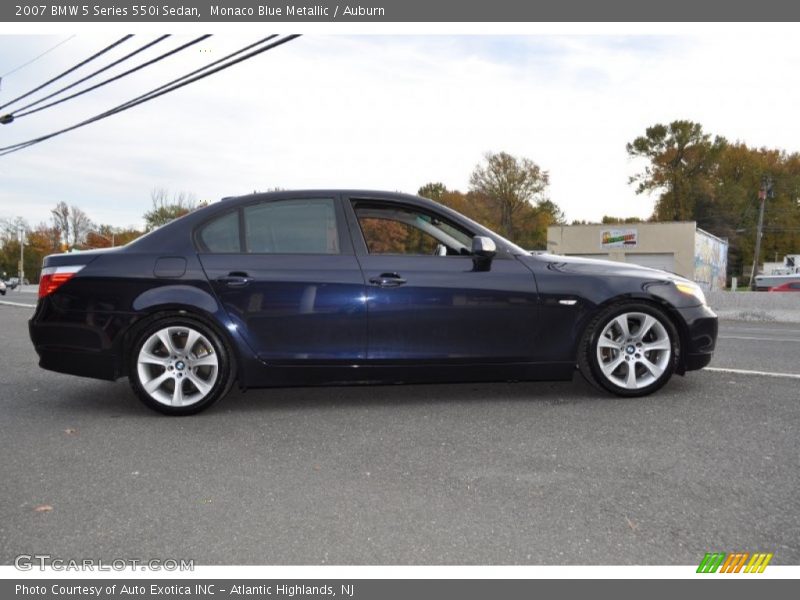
<box><xmin>674</xmin><ymin>281</ymin><xmax>707</xmax><ymax>306</ymax></box>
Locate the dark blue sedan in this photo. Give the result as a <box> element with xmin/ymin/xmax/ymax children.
<box><xmin>29</xmin><ymin>190</ymin><xmax>718</xmax><ymax>415</ymax></box>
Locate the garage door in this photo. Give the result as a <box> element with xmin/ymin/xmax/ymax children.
<box><xmin>625</xmin><ymin>253</ymin><xmax>675</xmax><ymax>272</ymax></box>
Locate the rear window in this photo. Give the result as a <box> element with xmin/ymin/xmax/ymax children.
<box><xmin>244</xmin><ymin>198</ymin><xmax>339</xmax><ymax>254</ymax></box>
<box><xmin>198</xmin><ymin>210</ymin><xmax>240</xmax><ymax>252</ymax></box>
<box><xmin>197</xmin><ymin>198</ymin><xmax>340</xmax><ymax>254</ymax></box>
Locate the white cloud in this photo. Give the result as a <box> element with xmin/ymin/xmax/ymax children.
<box><xmin>1</xmin><ymin>31</ymin><xmax>799</xmax><ymax>231</ymax></box>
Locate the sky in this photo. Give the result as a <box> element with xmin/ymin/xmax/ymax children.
<box><xmin>1</xmin><ymin>31</ymin><xmax>800</xmax><ymax>231</ymax></box>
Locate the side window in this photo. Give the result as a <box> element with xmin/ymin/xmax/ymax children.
<box><xmin>244</xmin><ymin>198</ymin><xmax>339</xmax><ymax>254</ymax></box>
<box><xmin>198</xmin><ymin>210</ymin><xmax>240</xmax><ymax>252</ymax></box>
<box><xmin>353</xmin><ymin>203</ymin><xmax>473</xmax><ymax>256</ymax></box>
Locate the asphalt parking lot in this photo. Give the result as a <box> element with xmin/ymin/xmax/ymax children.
<box><xmin>0</xmin><ymin>296</ymin><xmax>798</xmax><ymax>565</ymax></box>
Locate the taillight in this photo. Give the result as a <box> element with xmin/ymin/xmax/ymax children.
<box><xmin>38</xmin><ymin>265</ymin><xmax>84</xmax><ymax>298</ymax></box>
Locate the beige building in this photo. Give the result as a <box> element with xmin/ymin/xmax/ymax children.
<box><xmin>546</xmin><ymin>221</ymin><xmax>728</xmax><ymax>291</ymax></box>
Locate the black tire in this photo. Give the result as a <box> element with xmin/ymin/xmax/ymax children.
<box><xmin>577</xmin><ymin>301</ymin><xmax>680</xmax><ymax>397</ymax></box>
<box><xmin>128</xmin><ymin>315</ymin><xmax>235</xmax><ymax>415</ymax></box>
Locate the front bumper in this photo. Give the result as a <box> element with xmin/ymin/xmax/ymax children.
<box><xmin>675</xmin><ymin>303</ymin><xmax>718</xmax><ymax>373</ymax></box>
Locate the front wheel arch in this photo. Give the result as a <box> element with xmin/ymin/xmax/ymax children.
<box><xmin>576</xmin><ymin>300</ymin><xmax>682</xmax><ymax>397</ymax></box>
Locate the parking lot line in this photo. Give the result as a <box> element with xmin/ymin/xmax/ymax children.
<box><xmin>0</xmin><ymin>300</ymin><xmax>36</xmax><ymax>308</ymax></box>
<box><xmin>706</xmin><ymin>366</ymin><xmax>800</xmax><ymax>379</ymax></box>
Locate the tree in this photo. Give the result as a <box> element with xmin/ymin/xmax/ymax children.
<box><xmin>469</xmin><ymin>151</ymin><xmax>550</xmax><ymax>238</ymax></box>
<box><xmin>417</xmin><ymin>182</ymin><xmax>448</xmax><ymax>202</ymax></box>
<box><xmin>51</xmin><ymin>201</ymin><xmax>70</xmax><ymax>248</ymax></box>
<box><xmin>68</xmin><ymin>205</ymin><xmax>93</xmax><ymax>247</ymax></box>
<box><xmin>627</xmin><ymin>120</ymin><xmax>726</xmax><ymax>221</ymax></box>
<box><xmin>143</xmin><ymin>188</ymin><xmax>200</xmax><ymax>231</ymax></box>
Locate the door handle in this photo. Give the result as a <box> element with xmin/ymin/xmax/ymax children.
<box><xmin>217</xmin><ymin>272</ymin><xmax>252</xmax><ymax>287</ymax></box>
<box><xmin>369</xmin><ymin>273</ymin><xmax>407</xmax><ymax>288</ymax></box>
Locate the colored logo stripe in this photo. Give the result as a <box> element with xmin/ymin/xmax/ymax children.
<box><xmin>697</xmin><ymin>552</ymin><xmax>773</xmax><ymax>573</ymax></box>
<box><xmin>697</xmin><ymin>553</ymin><xmax>726</xmax><ymax>573</ymax></box>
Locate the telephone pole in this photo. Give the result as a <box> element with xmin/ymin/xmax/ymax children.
<box><xmin>17</xmin><ymin>225</ymin><xmax>24</xmax><ymax>291</ymax></box>
<box><xmin>749</xmin><ymin>175</ymin><xmax>773</xmax><ymax>291</ymax></box>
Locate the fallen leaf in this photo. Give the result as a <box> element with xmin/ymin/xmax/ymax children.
<box><xmin>34</xmin><ymin>504</ymin><xmax>53</xmax><ymax>513</ymax></box>
<box><xmin>625</xmin><ymin>516</ymin><xmax>639</xmax><ymax>531</ymax></box>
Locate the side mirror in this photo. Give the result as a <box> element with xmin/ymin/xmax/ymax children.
<box><xmin>471</xmin><ymin>236</ymin><xmax>496</xmax><ymax>271</ymax></box>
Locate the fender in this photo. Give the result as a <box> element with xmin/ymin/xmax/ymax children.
<box><xmin>132</xmin><ymin>284</ymin><xmax>219</xmax><ymax>313</ymax></box>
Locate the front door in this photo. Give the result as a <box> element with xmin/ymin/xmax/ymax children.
<box><xmin>347</xmin><ymin>199</ymin><xmax>539</xmax><ymax>362</ymax></box>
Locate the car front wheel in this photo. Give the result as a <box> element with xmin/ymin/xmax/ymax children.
<box><xmin>578</xmin><ymin>302</ymin><xmax>679</xmax><ymax>397</ymax></box>
<box><xmin>129</xmin><ymin>316</ymin><xmax>235</xmax><ymax>415</ymax></box>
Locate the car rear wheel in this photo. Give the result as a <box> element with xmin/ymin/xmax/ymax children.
<box><xmin>578</xmin><ymin>302</ymin><xmax>679</xmax><ymax>397</ymax></box>
<box><xmin>129</xmin><ymin>316</ymin><xmax>234</xmax><ymax>415</ymax></box>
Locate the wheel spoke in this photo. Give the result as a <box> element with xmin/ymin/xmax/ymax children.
<box><xmin>156</xmin><ymin>329</ymin><xmax>177</xmax><ymax>356</ymax></box>
<box><xmin>188</xmin><ymin>372</ymin><xmax>212</xmax><ymax>396</ymax></box>
<box><xmin>144</xmin><ymin>371</ymin><xmax>171</xmax><ymax>394</ymax></box>
<box><xmin>602</xmin><ymin>354</ymin><xmax>626</xmax><ymax>376</ymax></box>
<box><xmin>614</xmin><ymin>315</ymin><xmax>631</xmax><ymax>339</ymax></box>
<box><xmin>139</xmin><ymin>350</ymin><xmax>169</xmax><ymax>366</ymax></box>
<box><xmin>172</xmin><ymin>379</ymin><xmax>185</xmax><ymax>405</ymax></box>
<box><xmin>639</xmin><ymin>357</ymin><xmax>661</xmax><ymax>377</ymax></box>
<box><xmin>643</xmin><ymin>339</ymin><xmax>671</xmax><ymax>352</ymax></box>
<box><xmin>625</xmin><ymin>362</ymin><xmax>638</xmax><ymax>388</ymax></box>
<box><xmin>638</xmin><ymin>315</ymin><xmax>657</xmax><ymax>339</ymax></box>
<box><xmin>183</xmin><ymin>329</ymin><xmax>200</xmax><ymax>355</ymax></box>
<box><xmin>192</xmin><ymin>353</ymin><xmax>217</xmax><ymax>367</ymax></box>
<box><xmin>598</xmin><ymin>336</ymin><xmax>619</xmax><ymax>349</ymax></box>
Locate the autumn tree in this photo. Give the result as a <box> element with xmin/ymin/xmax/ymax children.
<box><xmin>469</xmin><ymin>151</ymin><xmax>550</xmax><ymax>239</ymax></box>
<box><xmin>417</xmin><ymin>182</ymin><xmax>448</xmax><ymax>202</ymax></box>
<box><xmin>627</xmin><ymin>120</ymin><xmax>726</xmax><ymax>221</ymax></box>
<box><xmin>143</xmin><ymin>188</ymin><xmax>201</xmax><ymax>231</ymax></box>
<box><xmin>628</xmin><ymin>120</ymin><xmax>800</xmax><ymax>280</ymax></box>
<box><xmin>50</xmin><ymin>201</ymin><xmax>70</xmax><ymax>247</ymax></box>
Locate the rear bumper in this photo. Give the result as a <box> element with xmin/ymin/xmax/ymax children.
<box><xmin>675</xmin><ymin>303</ymin><xmax>718</xmax><ymax>372</ymax></box>
<box><xmin>29</xmin><ymin>319</ymin><xmax>119</xmax><ymax>381</ymax></box>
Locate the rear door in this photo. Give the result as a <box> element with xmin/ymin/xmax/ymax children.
<box><xmin>345</xmin><ymin>197</ymin><xmax>539</xmax><ymax>362</ymax></box>
<box><xmin>197</xmin><ymin>195</ymin><xmax>367</xmax><ymax>363</ymax></box>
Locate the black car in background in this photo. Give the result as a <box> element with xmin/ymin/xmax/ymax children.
<box><xmin>29</xmin><ymin>190</ymin><xmax>718</xmax><ymax>415</ymax></box>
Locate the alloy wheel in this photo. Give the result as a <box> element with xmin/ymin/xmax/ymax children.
<box><xmin>135</xmin><ymin>325</ymin><xmax>219</xmax><ymax>407</ymax></box>
<box><xmin>595</xmin><ymin>311</ymin><xmax>672</xmax><ymax>390</ymax></box>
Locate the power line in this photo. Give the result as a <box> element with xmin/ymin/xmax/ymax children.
<box><xmin>0</xmin><ymin>35</ymin><xmax>301</xmax><ymax>157</ymax></box>
<box><xmin>4</xmin><ymin>35</ymin><xmax>172</xmax><ymax>119</ymax></box>
<box><xmin>6</xmin><ymin>35</ymin><xmax>209</xmax><ymax>121</ymax></box>
<box><xmin>0</xmin><ymin>35</ymin><xmax>76</xmax><ymax>79</ymax></box>
<box><xmin>0</xmin><ymin>35</ymin><xmax>132</xmax><ymax>111</ymax></box>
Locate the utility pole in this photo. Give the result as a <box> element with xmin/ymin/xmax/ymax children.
<box><xmin>17</xmin><ymin>225</ymin><xmax>24</xmax><ymax>291</ymax></box>
<box><xmin>749</xmin><ymin>175</ymin><xmax>774</xmax><ymax>291</ymax></box>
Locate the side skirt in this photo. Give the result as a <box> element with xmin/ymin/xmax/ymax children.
<box><xmin>240</xmin><ymin>361</ymin><xmax>576</xmax><ymax>388</ymax></box>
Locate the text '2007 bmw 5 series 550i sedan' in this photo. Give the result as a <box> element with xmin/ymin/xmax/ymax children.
<box><xmin>29</xmin><ymin>190</ymin><xmax>718</xmax><ymax>415</ymax></box>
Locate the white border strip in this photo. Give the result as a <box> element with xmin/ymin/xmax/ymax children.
<box><xmin>1</xmin><ymin>565</ymin><xmax>798</xmax><ymax>580</ymax></box>
<box><xmin>706</xmin><ymin>366</ymin><xmax>800</xmax><ymax>380</ymax></box>
<box><xmin>0</xmin><ymin>299</ymin><xmax>36</xmax><ymax>308</ymax></box>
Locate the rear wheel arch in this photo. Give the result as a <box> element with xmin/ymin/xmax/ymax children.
<box><xmin>125</xmin><ymin>309</ymin><xmax>238</xmax><ymax>415</ymax></box>
<box><xmin>119</xmin><ymin>306</ymin><xmax>242</xmax><ymax>381</ymax></box>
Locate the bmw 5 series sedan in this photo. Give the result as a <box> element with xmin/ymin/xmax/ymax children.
<box><xmin>29</xmin><ymin>190</ymin><xmax>718</xmax><ymax>415</ymax></box>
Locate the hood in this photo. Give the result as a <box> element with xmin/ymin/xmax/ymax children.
<box><xmin>521</xmin><ymin>252</ymin><xmax>683</xmax><ymax>282</ymax></box>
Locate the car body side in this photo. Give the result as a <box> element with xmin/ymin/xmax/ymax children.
<box><xmin>28</xmin><ymin>190</ymin><xmax>717</xmax><ymax>389</ymax></box>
